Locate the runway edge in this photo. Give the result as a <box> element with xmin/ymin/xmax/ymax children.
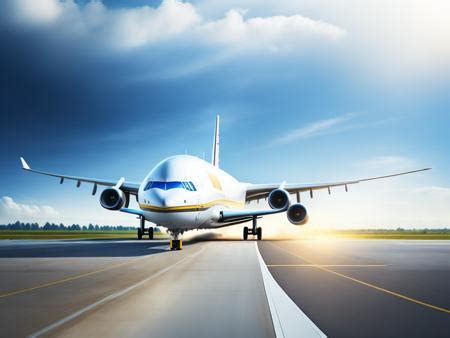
<box><xmin>255</xmin><ymin>242</ymin><xmax>327</xmax><ymax>338</ymax></box>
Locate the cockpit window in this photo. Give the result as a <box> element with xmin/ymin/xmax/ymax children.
<box><xmin>144</xmin><ymin>181</ymin><xmax>196</xmax><ymax>192</ymax></box>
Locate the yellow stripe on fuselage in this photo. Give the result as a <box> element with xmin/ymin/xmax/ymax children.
<box><xmin>139</xmin><ymin>199</ymin><xmax>244</xmax><ymax>212</ymax></box>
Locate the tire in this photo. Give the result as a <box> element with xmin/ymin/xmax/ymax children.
<box><xmin>137</xmin><ymin>228</ymin><xmax>143</xmax><ymax>240</ymax></box>
<box><xmin>149</xmin><ymin>227</ymin><xmax>154</xmax><ymax>240</ymax></box>
<box><xmin>257</xmin><ymin>227</ymin><xmax>262</xmax><ymax>240</ymax></box>
<box><xmin>243</xmin><ymin>226</ymin><xmax>248</xmax><ymax>240</ymax></box>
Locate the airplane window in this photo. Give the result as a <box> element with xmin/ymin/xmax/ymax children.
<box><xmin>188</xmin><ymin>182</ymin><xmax>197</xmax><ymax>191</ymax></box>
<box><xmin>144</xmin><ymin>181</ymin><xmax>196</xmax><ymax>191</ymax></box>
<box><xmin>166</xmin><ymin>181</ymin><xmax>183</xmax><ymax>190</ymax></box>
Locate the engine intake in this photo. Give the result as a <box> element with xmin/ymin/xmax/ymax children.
<box><xmin>287</xmin><ymin>203</ymin><xmax>308</xmax><ymax>225</ymax></box>
<box><xmin>268</xmin><ymin>189</ymin><xmax>290</xmax><ymax>210</ymax></box>
<box><xmin>100</xmin><ymin>187</ymin><xmax>127</xmax><ymax>210</ymax></box>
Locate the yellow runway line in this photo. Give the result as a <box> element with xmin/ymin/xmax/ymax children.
<box><xmin>0</xmin><ymin>255</ymin><xmax>151</xmax><ymax>300</ymax></box>
<box><xmin>267</xmin><ymin>242</ymin><xmax>450</xmax><ymax>315</ymax></box>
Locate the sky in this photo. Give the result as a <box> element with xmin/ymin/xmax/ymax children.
<box><xmin>1</xmin><ymin>0</ymin><xmax>450</xmax><ymax>228</ymax></box>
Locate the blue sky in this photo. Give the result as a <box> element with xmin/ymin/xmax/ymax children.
<box><xmin>1</xmin><ymin>0</ymin><xmax>449</xmax><ymax>228</ymax></box>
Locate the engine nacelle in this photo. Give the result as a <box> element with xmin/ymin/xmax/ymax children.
<box><xmin>100</xmin><ymin>187</ymin><xmax>128</xmax><ymax>210</ymax></box>
<box><xmin>268</xmin><ymin>188</ymin><xmax>290</xmax><ymax>210</ymax></box>
<box><xmin>287</xmin><ymin>203</ymin><xmax>309</xmax><ymax>225</ymax></box>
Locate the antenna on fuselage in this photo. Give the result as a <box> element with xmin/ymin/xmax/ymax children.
<box><xmin>211</xmin><ymin>115</ymin><xmax>220</xmax><ymax>168</ymax></box>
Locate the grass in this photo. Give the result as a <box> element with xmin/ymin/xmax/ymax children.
<box><xmin>0</xmin><ymin>230</ymin><xmax>449</xmax><ymax>240</ymax></box>
<box><xmin>0</xmin><ymin>230</ymin><xmax>167</xmax><ymax>240</ymax></box>
<box><xmin>315</xmin><ymin>230</ymin><xmax>450</xmax><ymax>240</ymax></box>
<box><xmin>331</xmin><ymin>233</ymin><xmax>450</xmax><ymax>240</ymax></box>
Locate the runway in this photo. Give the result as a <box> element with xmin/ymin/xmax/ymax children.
<box><xmin>0</xmin><ymin>237</ymin><xmax>449</xmax><ymax>337</ymax></box>
<box><xmin>258</xmin><ymin>239</ymin><xmax>450</xmax><ymax>338</ymax></box>
<box><xmin>0</xmin><ymin>238</ymin><xmax>274</xmax><ymax>337</ymax></box>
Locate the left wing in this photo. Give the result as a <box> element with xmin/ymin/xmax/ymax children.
<box><xmin>20</xmin><ymin>157</ymin><xmax>140</xmax><ymax>195</ymax></box>
<box><xmin>120</xmin><ymin>208</ymin><xmax>145</xmax><ymax>216</ymax></box>
<box><xmin>245</xmin><ymin>168</ymin><xmax>431</xmax><ymax>202</ymax></box>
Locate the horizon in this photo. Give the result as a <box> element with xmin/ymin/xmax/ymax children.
<box><xmin>2</xmin><ymin>220</ymin><xmax>450</xmax><ymax>232</ymax></box>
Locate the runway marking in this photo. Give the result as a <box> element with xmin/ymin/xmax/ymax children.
<box><xmin>255</xmin><ymin>243</ymin><xmax>326</xmax><ymax>337</ymax></box>
<box><xmin>147</xmin><ymin>245</ymin><xmax>170</xmax><ymax>251</ymax></box>
<box><xmin>267</xmin><ymin>264</ymin><xmax>387</xmax><ymax>268</ymax></box>
<box><xmin>29</xmin><ymin>246</ymin><xmax>205</xmax><ymax>338</ymax></box>
<box><xmin>0</xmin><ymin>254</ymin><xmax>159</xmax><ymax>300</ymax></box>
<box><xmin>266</xmin><ymin>242</ymin><xmax>450</xmax><ymax>315</ymax></box>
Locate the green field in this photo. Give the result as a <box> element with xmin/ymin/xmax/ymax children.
<box><xmin>316</xmin><ymin>230</ymin><xmax>450</xmax><ymax>240</ymax></box>
<box><xmin>330</xmin><ymin>233</ymin><xmax>450</xmax><ymax>240</ymax></box>
<box><xmin>0</xmin><ymin>230</ymin><xmax>449</xmax><ymax>240</ymax></box>
<box><xmin>0</xmin><ymin>230</ymin><xmax>167</xmax><ymax>240</ymax></box>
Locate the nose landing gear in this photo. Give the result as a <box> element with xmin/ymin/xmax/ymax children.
<box><xmin>243</xmin><ymin>216</ymin><xmax>262</xmax><ymax>240</ymax></box>
<box><xmin>137</xmin><ymin>216</ymin><xmax>154</xmax><ymax>240</ymax></box>
<box><xmin>170</xmin><ymin>239</ymin><xmax>182</xmax><ymax>250</ymax></box>
<box><xmin>168</xmin><ymin>230</ymin><xmax>183</xmax><ymax>250</ymax></box>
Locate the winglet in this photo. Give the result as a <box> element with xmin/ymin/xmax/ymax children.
<box><xmin>20</xmin><ymin>157</ymin><xmax>30</xmax><ymax>170</ymax></box>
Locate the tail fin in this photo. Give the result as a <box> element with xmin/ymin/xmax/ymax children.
<box><xmin>211</xmin><ymin>115</ymin><xmax>220</xmax><ymax>167</ymax></box>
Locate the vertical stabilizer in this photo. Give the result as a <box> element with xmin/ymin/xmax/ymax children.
<box><xmin>212</xmin><ymin>115</ymin><xmax>220</xmax><ymax>167</ymax></box>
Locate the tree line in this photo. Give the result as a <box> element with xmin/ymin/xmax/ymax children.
<box><xmin>0</xmin><ymin>221</ymin><xmax>136</xmax><ymax>231</ymax></box>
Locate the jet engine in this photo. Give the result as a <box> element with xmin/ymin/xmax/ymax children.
<box><xmin>287</xmin><ymin>203</ymin><xmax>309</xmax><ymax>225</ymax></box>
<box><xmin>100</xmin><ymin>187</ymin><xmax>128</xmax><ymax>210</ymax></box>
<box><xmin>268</xmin><ymin>188</ymin><xmax>290</xmax><ymax>210</ymax></box>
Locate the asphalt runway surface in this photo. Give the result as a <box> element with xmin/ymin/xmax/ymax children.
<box><xmin>258</xmin><ymin>239</ymin><xmax>450</xmax><ymax>338</ymax></box>
<box><xmin>0</xmin><ymin>238</ymin><xmax>274</xmax><ymax>338</ymax></box>
<box><xmin>0</xmin><ymin>237</ymin><xmax>449</xmax><ymax>337</ymax></box>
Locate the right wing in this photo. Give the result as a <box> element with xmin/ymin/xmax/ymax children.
<box><xmin>245</xmin><ymin>168</ymin><xmax>431</xmax><ymax>202</ymax></box>
<box><xmin>219</xmin><ymin>207</ymin><xmax>287</xmax><ymax>222</ymax></box>
<box><xmin>218</xmin><ymin>167</ymin><xmax>431</xmax><ymax>224</ymax></box>
<box><xmin>20</xmin><ymin>157</ymin><xmax>140</xmax><ymax>195</ymax></box>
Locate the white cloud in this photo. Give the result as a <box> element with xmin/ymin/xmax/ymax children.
<box><xmin>9</xmin><ymin>0</ymin><xmax>345</xmax><ymax>51</ymax></box>
<box><xmin>8</xmin><ymin>0</ymin><xmax>450</xmax><ymax>83</ymax></box>
<box><xmin>197</xmin><ymin>9</ymin><xmax>345</xmax><ymax>51</ymax></box>
<box><xmin>273</xmin><ymin>113</ymin><xmax>356</xmax><ymax>145</ymax></box>
<box><xmin>104</xmin><ymin>0</ymin><xmax>202</xmax><ymax>48</ymax></box>
<box><xmin>195</xmin><ymin>0</ymin><xmax>450</xmax><ymax>82</ymax></box>
<box><xmin>12</xmin><ymin>0</ymin><xmax>63</xmax><ymax>23</ymax></box>
<box><xmin>412</xmin><ymin>186</ymin><xmax>450</xmax><ymax>197</ymax></box>
<box><xmin>0</xmin><ymin>196</ymin><xmax>59</xmax><ymax>222</ymax></box>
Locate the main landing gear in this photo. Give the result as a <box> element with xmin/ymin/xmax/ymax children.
<box><xmin>137</xmin><ymin>216</ymin><xmax>154</xmax><ymax>240</ymax></box>
<box><xmin>243</xmin><ymin>216</ymin><xmax>262</xmax><ymax>241</ymax></box>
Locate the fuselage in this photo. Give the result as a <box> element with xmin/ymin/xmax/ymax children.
<box><xmin>138</xmin><ymin>155</ymin><xmax>246</xmax><ymax>230</ymax></box>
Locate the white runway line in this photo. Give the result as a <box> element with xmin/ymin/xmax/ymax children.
<box><xmin>29</xmin><ymin>247</ymin><xmax>205</xmax><ymax>338</ymax></box>
<box><xmin>256</xmin><ymin>243</ymin><xmax>326</xmax><ymax>338</ymax></box>
<box><xmin>147</xmin><ymin>245</ymin><xmax>170</xmax><ymax>251</ymax></box>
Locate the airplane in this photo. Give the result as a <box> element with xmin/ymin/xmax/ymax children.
<box><xmin>20</xmin><ymin>115</ymin><xmax>430</xmax><ymax>250</ymax></box>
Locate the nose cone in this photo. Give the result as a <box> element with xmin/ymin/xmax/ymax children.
<box><xmin>150</xmin><ymin>189</ymin><xmax>166</xmax><ymax>206</ymax></box>
<box><xmin>147</xmin><ymin>189</ymin><xmax>187</xmax><ymax>208</ymax></box>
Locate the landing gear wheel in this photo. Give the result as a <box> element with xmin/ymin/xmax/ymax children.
<box><xmin>170</xmin><ymin>239</ymin><xmax>182</xmax><ymax>250</ymax></box>
<box><xmin>257</xmin><ymin>227</ymin><xmax>262</xmax><ymax>240</ymax></box>
<box><xmin>137</xmin><ymin>227</ymin><xmax>143</xmax><ymax>240</ymax></box>
<box><xmin>243</xmin><ymin>226</ymin><xmax>249</xmax><ymax>240</ymax></box>
<box><xmin>148</xmin><ymin>227</ymin><xmax>154</xmax><ymax>240</ymax></box>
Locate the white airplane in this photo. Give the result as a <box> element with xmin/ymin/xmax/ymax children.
<box><xmin>20</xmin><ymin>116</ymin><xmax>430</xmax><ymax>250</ymax></box>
